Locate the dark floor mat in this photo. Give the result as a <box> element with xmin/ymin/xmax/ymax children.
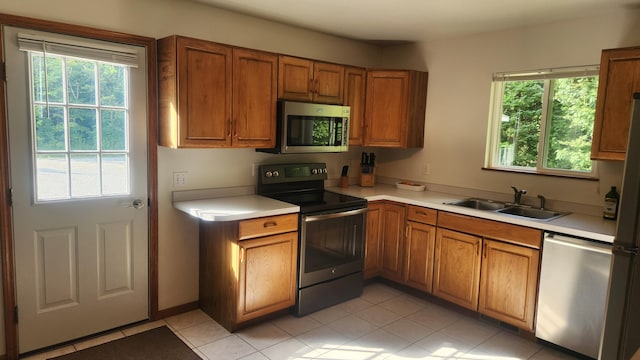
<box><xmin>49</xmin><ymin>326</ymin><xmax>200</xmax><ymax>360</ymax></box>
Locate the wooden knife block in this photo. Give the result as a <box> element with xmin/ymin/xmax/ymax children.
<box><xmin>359</xmin><ymin>167</ymin><xmax>375</xmax><ymax>187</ymax></box>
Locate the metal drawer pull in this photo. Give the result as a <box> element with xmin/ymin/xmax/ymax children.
<box><xmin>263</xmin><ymin>221</ymin><xmax>278</xmax><ymax>228</ymax></box>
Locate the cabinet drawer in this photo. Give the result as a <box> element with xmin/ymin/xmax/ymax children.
<box><xmin>239</xmin><ymin>213</ymin><xmax>298</xmax><ymax>240</ymax></box>
<box><xmin>437</xmin><ymin>212</ymin><xmax>541</xmax><ymax>249</ymax></box>
<box><xmin>407</xmin><ymin>205</ymin><xmax>437</xmax><ymax>225</ymax></box>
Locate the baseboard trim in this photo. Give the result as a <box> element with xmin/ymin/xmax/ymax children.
<box><xmin>154</xmin><ymin>301</ymin><xmax>199</xmax><ymax>320</ymax></box>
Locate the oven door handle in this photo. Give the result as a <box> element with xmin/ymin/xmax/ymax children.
<box><xmin>303</xmin><ymin>207</ymin><xmax>368</xmax><ymax>222</ymax></box>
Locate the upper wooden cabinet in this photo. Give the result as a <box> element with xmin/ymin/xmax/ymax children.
<box><xmin>591</xmin><ymin>47</ymin><xmax>640</xmax><ymax>161</ymax></box>
<box><xmin>278</xmin><ymin>56</ymin><xmax>344</xmax><ymax>104</ymax></box>
<box><xmin>158</xmin><ymin>36</ymin><xmax>277</xmax><ymax>148</ymax></box>
<box><xmin>364</xmin><ymin>70</ymin><xmax>428</xmax><ymax>148</ymax></box>
<box><xmin>344</xmin><ymin>66</ymin><xmax>366</xmax><ymax>146</ymax></box>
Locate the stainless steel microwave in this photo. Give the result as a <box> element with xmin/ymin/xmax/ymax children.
<box><xmin>257</xmin><ymin>101</ymin><xmax>350</xmax><ymax>154</ymax></box>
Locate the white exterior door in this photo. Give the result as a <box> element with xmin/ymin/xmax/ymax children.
<box><xmin>3</xmin><ymin>26</ymin><xmax>149</xmax><ymax>353</ymax></box>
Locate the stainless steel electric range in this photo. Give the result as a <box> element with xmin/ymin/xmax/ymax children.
<box><xmin>257</xmin><ymin>162</ymin><xmax>367</xmax><ymax>316</ymax></box>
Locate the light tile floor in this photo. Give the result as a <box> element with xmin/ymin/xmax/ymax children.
<box><xmin>24</xmin><ymin>282</ymin><xmax>582</xmax><ymax>360</ymax></box>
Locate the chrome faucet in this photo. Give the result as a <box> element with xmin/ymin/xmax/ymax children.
<box><xmin>537</xmin><ymin>195</ymin><xmax>546</xmax><ymax>210</ymax></box>
<box><xmin>511</xmin><ymin>186</ymin><xmax>527</xmax><ymax>205</ymax></box>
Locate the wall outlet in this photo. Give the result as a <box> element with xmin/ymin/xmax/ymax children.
<box><xmin>422</xmin><ymin>164</ymin><xmax>431</xmax><ymax>175</ymax></box>
<box><xmin>173</xmin><ymin>172</ymin><xmax>187</xmax><ymax>187</ymax></box>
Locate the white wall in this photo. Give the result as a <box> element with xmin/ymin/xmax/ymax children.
<box><xmin>377</xmin><ymin>8</ymin><xmax>639</xmax><ymax>209</ymax></box>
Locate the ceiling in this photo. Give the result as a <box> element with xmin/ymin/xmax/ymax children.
<box><xmin>193</xmin><ymin>0</ymin><xmax>639</xmax><ymax>43</ymax></box>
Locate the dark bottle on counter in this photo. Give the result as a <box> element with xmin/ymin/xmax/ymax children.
<box><xmin>603</xmin><ymin>186</ymin><xmax>619</xmax><ymax>220</ymax></box>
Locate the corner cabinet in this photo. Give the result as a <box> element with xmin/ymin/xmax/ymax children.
<box><xmin>364</xmin><ymin>201</ymin><xmax>406</xmax><ymax>281</ymax></box>
<box><xmin>364</xmin><ymin>70</ymin><xmax>428</xmax><ymax>148</ymax></box>
<box><xmin>591</xmin><ymin>46</ymin><xmax>640</xmax><ymax>160</ymax></box>
<box><xmin>199</xmin><ymin>213</ymin><xmax>298</xmax><ymax>331</ymax></box>
<box><xmin>278</xmin><ymin>55</ymin><xmax>344</xmax><ymax>104</ymax></box>
<box><xmin>158</xmin><ymin>35</ymin><xmax>277</xmax><ymax>148</ymax></box>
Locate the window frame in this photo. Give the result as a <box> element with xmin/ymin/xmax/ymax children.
<box><xmin>485</xmin><ymin>66</ymin><xmax>599</xmax><ymax>178</ymax></box>
<box><xmin>25</xmin><ymin>48</ymin><xmax>134</xmax><ymax>203</ymax></box>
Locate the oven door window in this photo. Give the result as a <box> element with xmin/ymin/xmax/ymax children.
<box><xmin>302</xmin><ymin>211</ymin><xmax>364</xmax><ymax>273</ymax></box>
<box><xmin>286</xmin><ymin>115</ymin><xmax>345</xmax><ymax>147</ymax></box>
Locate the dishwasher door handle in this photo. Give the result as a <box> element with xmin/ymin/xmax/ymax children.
<box><xmin>544</xmin><ymin>234</ymin><xmax>612</xmax><ymax>255</ymax></box>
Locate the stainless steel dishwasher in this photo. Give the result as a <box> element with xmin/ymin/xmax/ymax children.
<box><xmin>536</xmin><ymin>232</ymin><xmax>612</xmax><ymax>359</ymax></box>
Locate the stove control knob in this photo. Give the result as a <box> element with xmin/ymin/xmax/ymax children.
<box><xmin>265</xmin><ymin>171</ymin><xmax>273</xmax><ymax>178</ymax></box>
<box><xmin>322</xmin><ymin>168</ymin><xmax>327</xmax><ymax>174</ymax></box>
<box><xmin>272</xmin><ymin>170</ymin><xmax>280</xmax><ymax>177</ymax></box>
<box><xmin>312</xmin><ymin>169</ymin><xmax>318</xmax><ymax>175</ymax></box>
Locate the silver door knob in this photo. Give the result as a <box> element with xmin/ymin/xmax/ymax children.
<box><xmin>131</xmin><ymin>199</ymin><xmax>145</xmax><ymax>209</ymax></box>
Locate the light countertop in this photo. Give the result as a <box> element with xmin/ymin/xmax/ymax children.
<box><xmin>173</xmin><ymin>194</ymin><xmax>299</xmax><ymax>222</ymax></box>
<box><xmin>173</xmin><ymin>184</ymin><xmax>616</xmax><ymax>243</ymax></box>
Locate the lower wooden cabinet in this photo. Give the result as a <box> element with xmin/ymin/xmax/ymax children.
<box><xmin>404</xmin><ymin>221</ymin><xmax>436</xmax><ymax>292</ymax></box>
<box><xmin>478</xmin><ymin>239</ymin><xmax>539</xmax><ymax>331</ymax></box>
<box><xmin>379</xmin><ymin>202</ymin><xmax>407</xmax><ymax>282</ymax></box>
<box><xmin>364</xmin><ymin>204</ymin><xmax>541</xmax><ymax>332</ymax></box>
<box><xmin>236</xmin><ymin>232</ymin><xmax>298</xmax><ymax>323</ymax></box>
<box><xmin>364</xmin><ymin>201</ymin><xmax>407</xmax><ymax>281</ymax></box>
<box><xmin>364</xmin><ymin>203</ymin><xmax>383</xmax><ymax>279</ymax></box>
<box><xmin>199</xmin><ymin>213</ymin><xmax>298</xmax><ymax>331</ymax></box>
<box><xmin>433</xmin><ymin>228</ymin><xmax>482</xmax><ymax>311</ymax></box>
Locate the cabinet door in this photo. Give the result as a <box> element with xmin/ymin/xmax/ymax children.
<box><xmin>178</xmin><ymin>37</ymin><xmax>232</xmax><ymax>147</ymax></box>
<box><xmin>344</xmin><ymin>66</ymin><xmax>366</xmax><ymax>146</ymax></box>
<box><xmin>233</xmin><ymin>48</ymin><xmax>277</xmax><ymax>148</ymax></box>
<box><xmin>404</xmin><ymin>221</ymin><xmax>436</xmax><ymax>293</ymax></box>
<box><xmin>433</xmin><ymin>228</ymin><xmax>482</xmax><ymax>311</ymax></box>
<box><xmin>278</xmin><ymin>56</ymin><xmax>314</xmax><ymax>102</ymax></box>
<box><xmin>478</xmin><ymin>239</ymin><xmax>539</xmax><ymax>331</ymax></box>
<box><xmin>364</xmin><ymin>203</ymin><xmax>383</xmax><ymax>279</ymax></box>
<box><xmin>591</xmin><ymin>47</ymin><xmax>640</xmax><ymax>160</ymax></box>
<box><xmin>237</xmin><ymin>232</ymin><xmax>298</xmax><ymax>323</ymax></box>
<box><xmin>314</xmin><ymin>62</ymin><xmax>344</xmax><ymax>104</ymax></box>
<box><xmin>365</xmin><ymin>70</ymin><xmax>409</xmax><ymax>147</ymax></box>
<box><xmin>380</xmin><ymin>203</ymin><xmax>407</xmax><ymax>282</ymax></box>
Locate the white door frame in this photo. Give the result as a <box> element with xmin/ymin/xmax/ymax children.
<box><xmin>0</xmin><ymin>13</ymin><xmax>158</xmax><ymax>360</ymax></box>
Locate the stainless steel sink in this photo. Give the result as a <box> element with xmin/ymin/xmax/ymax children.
<box><xmin>445</xmin><ymin>197</ymin><xmax>568</xmax><ymax>221</ymax></box>
<box><xmin>445</xmin><ymin>198</ymin><xmax>509</xmax><ymax>211</ymax></box>
<box><xmin>497</xmin><ymin>206</ymin><xmax>567</xmax><ymax>221</ymax></box>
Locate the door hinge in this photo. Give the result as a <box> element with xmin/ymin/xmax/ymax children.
<box><xmin>1</xmin><ymin>62</ymin><xmax>5</xmax><ymax>82</ymax></box>
<box><xmin>7</xmin><ymin>188</ymin><xmax>13</xmax><ymax>207</ymax></box>
<box><xmin>14</xmin><ymin>306</ymin><xmax>18</xmax><ymax>323</ymax></box>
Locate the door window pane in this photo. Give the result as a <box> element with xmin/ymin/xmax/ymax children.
<box><xmin>69</xmin><ymin>108</ymin><xmax>97</xmax><ymax>150</ymax></box>
<box><xmin>31</xmin><ymin>55</ymin><xmax>64</xmax><ymax>103</ymax></box>
<box><xmin>36</xmin><ymin>154</ymin><xmax>69</xmax><ymax>200</ymax></box>
<box><xmin>101</xmin><ymin>154</ymin><xmax>128</xmax><ymax>195</ymax></box>
<box><xmin>99</xmin><ymin>64</ymin><xmax>126</xmax><ymax>107</ymax></box>
<box><xmin>34</xmin><ymin>105</ymin><xmax>66</xmax><ymax>151</ymax></box>
<box><xmin>66</xmin><ymin>59</ymin><xmax>96</xmax><ymax>105</ymax></box>
<box><xmin>70</xmin><ymin>154</ymin><xmax>100</xmax><ymax>197</ymax></box>
<box><xmin>101</xmin><ymin>109</ymin><xmax>126</xmax><ymax>151</ymax></box>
